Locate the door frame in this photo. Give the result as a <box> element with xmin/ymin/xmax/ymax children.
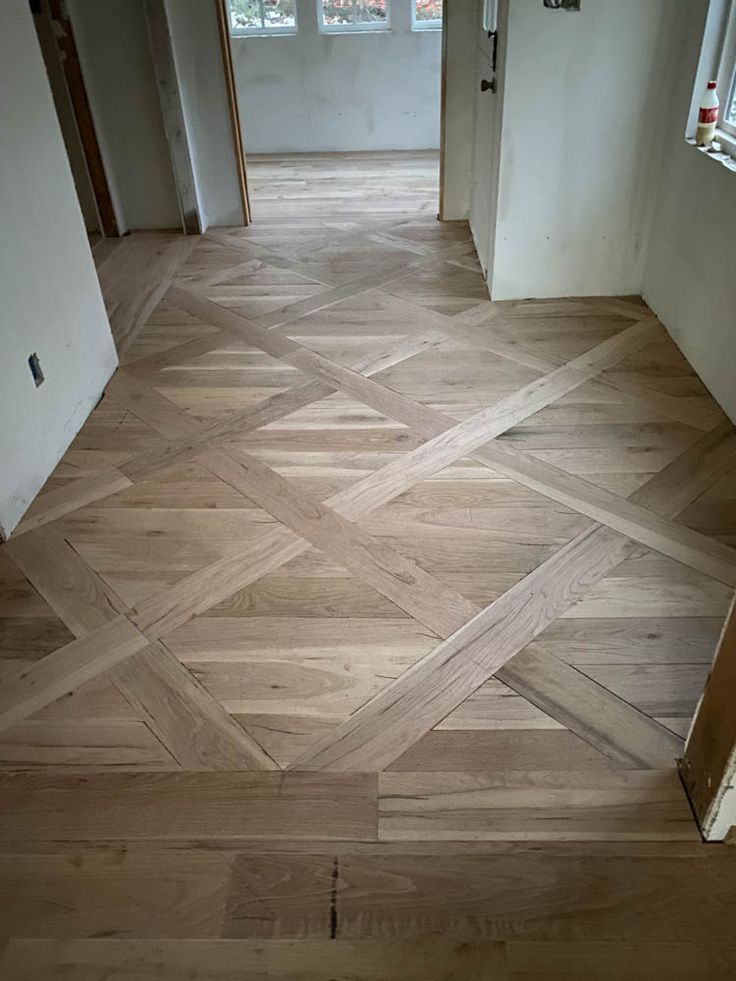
<box><xmin>681</xmin><ymin>591</ymin><xmax>736</xmax><ymax>841</ymax></box>
<box><xmin>45</xmin><ymin>0</ymin><xmax>120</xmax><ymax>237</ymax></box>
<box><xmin>215</xmin><ymin>0</ymin><xmax>252</xmax><ymax>226</ymax></box>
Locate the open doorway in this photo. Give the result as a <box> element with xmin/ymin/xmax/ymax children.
<box><xmin>222</xmin><ymin>0</ymin><xmax>443</xmax><ymax>219</ymax></box>
<box><xmin>30</xmin><ymin>0</ymin><xmax>119</xmax><ymax>239</ymax></box>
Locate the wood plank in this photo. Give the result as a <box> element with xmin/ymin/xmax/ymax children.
<box><xmin>378</xmin><ymin>770</ymin><xmax>697</xmax><ymax>841</ymax></box>
<box><xmin>105</xmin><ymin>369</ymin><xmax>204</xmax><ymax>438</ymax></box>
<box><xmin>292</xmin><ymin>526</ymin><xmax>636</xmax><ymax>771</ymax></box>
<box><xmin>112</xmin><ymin>642</ymin><xmax>278</xmax><ymax>771</ymax></box>
<box><xmin>0</xmin><ymin>616</ymin><xmax>148</xmax><ymax>734</ymax></box>
<box><xmin>144</xmin><ymin>0</ymin><xmax>201</xmax><ymax>233</ymax></box>
<box><xmin>0</xmin><ymin>718</ymin><xmax>175</xmax><ymax>768</ymax></box>
<box><xmin>0</xmin><ymin>850</ymin><xmax>232</xmax><ymax>939</ymax></box>
<box><xmin>4</xmin><ymin>526</ymin><xmax>126</xmax><ymax>635</ymax></box>
<box><xmin>496</xmin><ymin>645</ymin><xmax>683</xmax><ymax>768</ymax></box>
<box><xmin>0</xmin><ymin>771</ymin><xmax>377</xmax><ymax>841</ymax></box>
<box><xmin>0</xmin><ymin>938</ymin><xmax>507</xmax><ymax>979</ymax></box>
<box><xmin>11</xmin><ymin>470</ymin><xmax>131</xmax><ymax>538</ymax></box>
<box><xmin>631</xmin><ymin>420</ymin><xmax>736</xmax><ymax>519</ymax></box>
<box><xmin>221</xmin><ymin>846</ymin><xmax>736</xmax><ymax>940</ymax></box>
<box><xmin>202</xmin><ymin>449</ymin><xmax>475</xmax><ymax>638</ymax></box>
<box><xmin>4</xmin><ymin>529</ymin><xmax>276</xmax><ymax>770</ymax></box>
<box><xmin>132</xmin><ymin>524</ymin><xmax>310</xmax><ymax>637</ymax></box>
<box><xmin>98</xmin><ymin>235</ymin><xmax>198</xmax><ymax>354</ymax></box>
<box><xmin>327</xmin><ymin>319</ymin><xmax>662</xmax><ymax>521</ymax></box>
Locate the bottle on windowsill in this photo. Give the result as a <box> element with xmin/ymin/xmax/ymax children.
<box><xmin>696</xmin><ymin>80</ymin><xmax>719</xmax><ymax>146</ymax></box>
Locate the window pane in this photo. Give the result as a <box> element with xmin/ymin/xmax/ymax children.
<box><xmin>229</xmin><ymin>0</ymin><xmax>296</xmax><ymax>30</ymax></box>
<box><xmin>229</xmin><ymin>0</ymin><xmax>263</xmax><ymax>29</ymax></box>
<box><xmin>320</xmin><ymin>0</ymin><xmax>387</xmax><ymax>26</ymax></box>
<box><xmin>415</xmin><ymin>0</ymin><xmax>442</xmax><ymax>22</ymax></box>
<box><xmin>355</xmin><ymin>0</ymin><xmax>387</xmax><ymax>24</ymax></box>
<box><xmin>321</xmin><ymin>0</ymin><xmax>355</xmax><ymax>26</ymax></box>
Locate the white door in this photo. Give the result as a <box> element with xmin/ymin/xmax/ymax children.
<box><xmin>469</xmin><ymin>0</ymin><xmax>502</xmax><ymax>287</ymax></box>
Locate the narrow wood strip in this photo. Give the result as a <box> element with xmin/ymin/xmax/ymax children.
<box><xmin>328</xmin><ymin>319</ymin><xmax>660</xmax><ymax>521</ymax></box>
<box><xmin>594</xmin><ymin>375</ymin><xmax>725</xmax><ymax>432</ymax></box>
<box><xmin>105</xmin><ymin>369</ymin><xmax>204</xmax><ymax>438</ymax></box>
<box><xmin>167</xmin><ymin>286</ymin><xmax>444</xmax><ymax>436</ymax></box>
<box><xmin>119</xmin><ymin>380</ymin><xmax>334</xmax><ymax>482</ymax></box>
<box><xmin>5</xmin><ymin>530</ymin><xmax>275</xmax><ymax>770</ymax></box>
<box><xmin>102</xmin><ymin>236</ymin><xmax>198</xmax><ymax>355</ymax></box>
<box><xmin>4</xmin><ymin>526</ymin><xmax>126</xmax><ymax>635</ymax></box>
<box><xmin>202</xmin><ymin>449</ymin><xmax>475</xmax><ymax>638</ymax></box>
<box><xmin>631</xmin><ymin>420</ymin><xmax>736</xmax><ymax>519</ymax></box>
<box><xmin>292</xmin><ymin>525</ymin><xmax>635</xmax><ymax>771</ymax></box>
<box><xmin>111</xmin><ymin>642</ymin><xmax>278</xmax><ymax>770</ymax></box>
<box><xmin>11</xmin><ymin>470</ymin><xmax>131</xmax><ymax>539</ymax></box>
<box><xmin>0</xmin><ymin>616</ymin><xmax>148</xmax><ymax>734</ymax></box>
<box><xmin>200</xmin><ymin>449</ymin><xmax>686</xmax><ymax>770</ymax></box>
<box><xmin>453</xmin><ymin>303</ymin><xmax>723</xmax><ymax>431</ymax></box>
<box><xmin>123</xmin><ymin>326</ymin><xmax>236</xmax><ymax>374</ymax></box>
<box><xmin>132</xmin><ymin>524</ymin><xmax>309</xmax><ymax>638</ymax></box>
<box><xmin>119</xmin><ymin>326</ymin><xmax>443</xmax><ymax>484</ymax></box>
<box><xmin>376</xmin><ymin>290</ymin><xmax>556</xmax><ymax>373</ymax></box>
<box><xmin>495</xmin><ymin>646</ymin><xmax>683</xmax><ymax>769</ymax></box>
<box><xmin>254</xmin><ymin>239</ymin><xmax>476</xmax><ymax>330</ymax></box>
<box><xmin>474</xmin><ymin>440</ymin><xmax>736</xmax><ymax>587</ymax></box>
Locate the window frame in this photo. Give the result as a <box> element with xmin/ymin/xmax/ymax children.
<box><xmin>227</xmin><ymin>0</ymin><xmax>298</xmax><ymax>37</ymax></box>
<box><xmin>718</xmin><ymin>0</ymin><xmax>736</xmax><ymax>139</ymax></box>
<box><xmin>316</xmin><ymin>0</ymin><xmax>390</xmax><ymax>34</ymax></box>
<box><xmin>411</xmin><ymin>0</ymin><xmax>442</xmax><ymax>32</ymax></box>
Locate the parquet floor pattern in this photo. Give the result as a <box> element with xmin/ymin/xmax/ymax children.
<box><xmin>2</xmin><ymin>155</ymin><xmax>736</xmax><ymax>977</ymax></box>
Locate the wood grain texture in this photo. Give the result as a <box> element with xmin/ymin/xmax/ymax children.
<box><xmin>2</xmin><ymin>154</ymin><xmax>735</xmax><ymax>967</ymax></box>
<box><xmin>378</xmin><ymin>770</ymin><xmax>698</xmax><ymax>841</ymax></box>
<box><xmin>0</xmin><ymin>616</ymin><xmax>148</xmax><ymax>734</ymax></box>
<box><xmin>0</xmin><ymin>771</ymin><xmax>377</xmax><ymax>841</ymax></box>
<box><xmin>0</xmin><ymin>938</ymin><xmax>507</xmax><ymax>980</ymax></box>
<box><xmin>292</xmin><ymin>526</ymin><xmax>635</xmax><ymax>771</ymax></box>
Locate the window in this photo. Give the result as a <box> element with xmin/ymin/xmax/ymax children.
<box><xmin>317</xmin><ymin>0</ymin><xmax>389</xmax><ymax>33</ymax></box>
<box><xmin>412</xmin><ymin>0</ymin><xmax>442</xmax><ymax>30</ymax></box>
<box><xmin>719</xmin><ymin>1</ymin><xmax>736</xmax><ymax>140</ymax></box>
<box><xmin>228</xmin><ymin>0</ymin><xmax>297</xmax><ymax>36</ymax></box>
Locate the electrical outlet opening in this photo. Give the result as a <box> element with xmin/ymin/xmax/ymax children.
<box><xmin>28</xmin><ymin>352</ymin><xmax>45</xmax><ymax>388</ymax></box>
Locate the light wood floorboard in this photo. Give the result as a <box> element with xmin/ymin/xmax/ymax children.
<box><xmin>1</xmin><ymin>152</ymin><xmax>735</xmax><ymax>972</ymax></box>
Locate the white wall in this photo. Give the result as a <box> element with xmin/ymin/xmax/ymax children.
<box><xmin>488</xmin><ymin>0</ymin><xmax>678</xmax><ymax>301</ymax></box>
<box><xmin>0</xmin><ymin>0</ymin><xmax>117</xmax><ymax>538</ymax></box>
<box><xmin>67</xmin><ymin>0</ymin><xmax>181</xmax><ymax>231</ymax></box>
<box><xmin>232</xmin><ymin>0</ymin><xmax>442</xmax><ymax>153</ymax></box>
<box><xmin>643</xmin><ymin>0</ymin><xmax>736</xmax><ymax>423</ymax></box>
<box><xmin>166</xmin><ymin>0</ymin><xmax>244</xmax><ymax>228</ymax></box>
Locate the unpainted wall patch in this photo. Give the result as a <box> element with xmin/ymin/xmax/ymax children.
<box><xmin>28</xmin><ymin>353</ymin><xmax>45</xmax><ymax>388</ymax></box>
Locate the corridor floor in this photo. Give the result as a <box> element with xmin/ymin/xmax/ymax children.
<box><xmin>2</xmin><ymin>153</ymin><xmax>736</xmax><ymax>978</ymax></box>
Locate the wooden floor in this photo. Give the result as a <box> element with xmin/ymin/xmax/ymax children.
<box><xmin>3</xmin><ymin>152</ymin><xmax>736</xmax><ymax>977</ymax></box>
<box><xmin>247</xmin><ymin>149</ymin><xmax>441</xmax><ymax>218</ymax></box>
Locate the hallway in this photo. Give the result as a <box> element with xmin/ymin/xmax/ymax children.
<box><xmin>2</xmin><ymin>155</ymin><xmax>736</xmax><ymax>974</ymax></box>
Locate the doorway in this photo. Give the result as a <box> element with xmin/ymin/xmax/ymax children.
<box><xmin>30</xmin><ymin>0</ymin><xmax>119</xmax><ymax>239</ymax></box>
<box><xmin>222</xmin><ymin>0</ymin><xmax>444</xmax><ymax>219</ymax></box>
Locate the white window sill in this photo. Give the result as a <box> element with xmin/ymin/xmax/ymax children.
<box><xmin>230</xmin><ymin>30</ymin><xmax>297</xmax><ymax>38</ymax></box>
<box><xmin>686</xmin><ymin>131</ymin><xmax>736</xmax><ymax>174</ymax></box>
